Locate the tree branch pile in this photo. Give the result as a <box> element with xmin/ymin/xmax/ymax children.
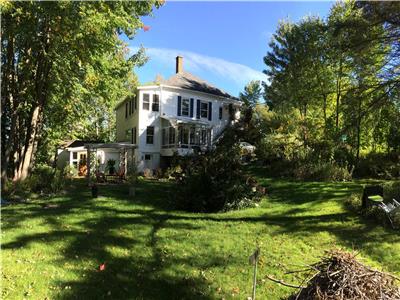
<box><xmin>290</xmin><ymin>250</ymin><xmax>400</xmax><ymax>300</ymax></box>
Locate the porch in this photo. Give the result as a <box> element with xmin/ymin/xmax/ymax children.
<box><xmin>84</xmin><ymin>143</ymin><xmax>137</xmax><ymax>185</ymax></box>
<box><xmin>160</xmin><ymin>116</ymin><xmax>212</xmax><ymax>156</ymax></box>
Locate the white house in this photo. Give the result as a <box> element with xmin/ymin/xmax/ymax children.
<box><xmin>115</xmin><ymin>56</ymin><xmax>241</xmax><ymax>172</ymax></box>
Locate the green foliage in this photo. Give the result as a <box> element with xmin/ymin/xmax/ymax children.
<box><xmin>239</xmin><ymin>80</ymin><xmax>263</xmax><ymax>108</ymax></box>
<box><xmin>64</xmin><ymin>165</ymin><xmax>78</xmax><ymax>178</ymax></box>
<box><xmin>1</xmin><ymin>1</ymin><xmax>162</xmax><ymax>182</ymax></box>
<box><xmin>172</xmin><ymin>151</ymin><xmax>263</xmax><ymax>212</ymax></box>
<box><xmin>383</xmin><ymin>181</ymin><xmax>400</xmax><ymax>202</ymax></box>
<box><xmin>354</xmin><ymin>153</ymin><xmax>400</xmax><ymax>179</ymax></box>
<box><xmin>293</xmin><ymin>161</ymin><xmax>353</xmax><ymax>182</ymax></box>
<box><xmin>26</xmin><ymin>164</ymin><xmax>70</xmax><ymax>194</ymax></box>
<box><xmin>261</xmin><ymin>1</ymin><xmax>399</xmax><ymax>177</ymax></box>
<box><xmin>171</xmin><ymin>127</ymin><xmax>265</xmax><ymax>212</ymax></box>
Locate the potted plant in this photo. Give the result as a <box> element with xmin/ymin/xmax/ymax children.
<box><xmin>106</xmin><ymin>159</ymin><xmax>116</xmax><ymax>175</ymax></box>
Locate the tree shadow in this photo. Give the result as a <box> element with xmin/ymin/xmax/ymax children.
<box><xmin>1</xmin><ymin>179</ymin><xmax>214</xmax><ymax>299</ymax></box>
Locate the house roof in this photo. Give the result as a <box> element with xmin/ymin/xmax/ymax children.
<box><xmin>64</xmin><ymin>140</ymin><xmax>103</xmax><ymax>149</ymax></box>
<box><xmin>159</xmin><ymin>71</ymin><xmax>238</xmax><ymax>100</ymax></box>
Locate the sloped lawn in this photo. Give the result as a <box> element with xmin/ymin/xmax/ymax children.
<box><xmin>2</xmin><ymin>173</ymin><xmax>399</xmax><ymax>299</ymax></box>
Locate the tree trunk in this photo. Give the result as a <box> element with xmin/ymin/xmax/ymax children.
<box><xmin>14</xmin><ymin>106</ymin><xmax>41</xmax><ymax>181</ymax></box>
<box><xmin>355</xmin><ymin>97</ymin><xmax>362</xmax><ymax>162</ymax></box>
<box><xmin>323</xmin><ymin>94</ymin><xmax>327</xmax><ymax>128</ymax></box>
<box><xmin>335</xmin><ymin>59</ymin><xmax>343</xmax><ymax>130</ymax></box>
<box><xmin>1</xmin><ymin>22</ymin><xmax>20</xmax><ymax>187</ymax></box>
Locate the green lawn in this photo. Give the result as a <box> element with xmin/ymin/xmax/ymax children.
<box><xmin>2</xmin><ymin>172</ymin><xmax>399</xmax><ymax>299</ymax></box>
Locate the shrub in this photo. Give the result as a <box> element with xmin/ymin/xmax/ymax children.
<box><xmin>64</xmin><ymin>165</ymin><xmax>78</xmax><ymax>178</ymax></box>
<box><xmin>383</xmin><ymin>181</ymin><xmax>400</xmax><ymax>201</ymax></box>
<box><xmin>344</xmin><ymin>193</ymin><xmax>362</xmax><ymax>213</ymax></box>
<box><xmin>27</xmin><ymin>164</ymin><xmax>69</xmax><ymax>194</ymax></box>
<box><xmin>293</xmin><ymin>161</ymin><xmax>353</xmax><ymax>182</ymax></box>
<box><xmin>354</xmin><ymin>152</ymin><xmax>400</xmax><ymax>179</ymax></box>
<box><xmin>172</xmin><ymin>128</ymin><xmax>265</xmax><ymax>213</ymax></box>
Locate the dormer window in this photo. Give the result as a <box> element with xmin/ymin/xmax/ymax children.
<box><xmin>181</xmin><ymin>98</ymin><xmax>190</xmax><ymax>116</ymax></box>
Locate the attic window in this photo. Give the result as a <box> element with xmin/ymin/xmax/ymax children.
<box><xmin>143</xmin><ymin>94</ymin><xmax>150</xmax><ymax>110</ymax></box>
<box><xmin>181</xmin><ymin>98</ymin><xmax>190</xmax><ymax>116</ymax></box>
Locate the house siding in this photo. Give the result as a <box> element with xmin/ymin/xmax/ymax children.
<box><xmin>116</xmin><ymin>85</ymin><xmax>240</xmax><ymax>172</ymax></box>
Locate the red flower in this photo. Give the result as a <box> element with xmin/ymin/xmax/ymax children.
<box><xmin>99</xmin><ymin>263</ymin><xmax>106</xmax><ymax>271</ymax></box>
<box><xmin>143</xmin><ymin>25</ymin><xmax>150</xmax><ymax>32</ymax></box>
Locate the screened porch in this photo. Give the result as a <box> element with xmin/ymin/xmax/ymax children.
<box><xmin>161</xmin><ymin>117</ymin><xmax>212</xmax><ymax>153</ymax></box>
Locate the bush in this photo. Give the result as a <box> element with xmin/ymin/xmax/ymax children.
<box><xmin>383</xmin><ymin>181</ymin><xmax>400</xmax><ymax>201</ymax></box>
<box><xmin>293</xmin><ymin>161</ymin><xmax>353</xmax><ymax>181</ymax></box>
<box><xmin>172</xmin><ymin>127</ymin><xmax>265</xmax><ymax>213</ymax></box>
<box><xmin>354</xmin><ymin>152</ymin><xmax>400</xmax><ymax>179</ymax></box>
<box><xmin>64</xmin><ymin>165</ymin><xmax>78</xmax><ymax>178</ymax></box>
<box><xmin>26</xmin><ymin>164</ymin><xmax>69</xmax><ymax>194</ymax></box>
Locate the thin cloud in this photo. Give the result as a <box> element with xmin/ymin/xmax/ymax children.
<box><xmin>130</xmin><ymin>46</ymin><xmax>268</xmax><ymax>88</ymax></box>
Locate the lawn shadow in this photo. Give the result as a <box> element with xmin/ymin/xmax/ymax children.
<box><xmin>2</xmin><ymin>179</ymin><xmax>214</xmax><ymax>299</ymax></box>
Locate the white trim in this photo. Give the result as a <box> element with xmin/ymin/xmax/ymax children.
<box><xmin>137</xmin><ymin>84</ymin><xmax>240</xmax><ymax>105</ymax></box>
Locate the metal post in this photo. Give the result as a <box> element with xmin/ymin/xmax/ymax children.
<box><xmin>87</xmin><ymin>146</ymin><xmax>91</xmax><ymax>185</ymax></box>
<box><xmin>124</xmin><ymin>148</ymin><xmax>128</xmax><ymax>177</ymax></box>
<box><xmin>249</xmin><ymin>247</ymin><xmax>260</xmax><ymax>300</ymax></box>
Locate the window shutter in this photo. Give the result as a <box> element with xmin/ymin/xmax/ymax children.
<box><xmin>177</xmin><ymin>96</ymin><xmax>182</xmax><ymax>116</ymax></box>
<box><xmin>190</xmin><ymin>98</ymin><xmax>194</xmax><ymax>117</ymax></box>
<box><xmin>208</xmin><ymin>102</ymin><xmax>212</xmax><ymax>121</ymax></box>
<box><xmin>196</xmin><ymin>99</ymin><xmax>201</xmax><ymax>119</ymax></box>
<box><xmin>135</xmin><ymin>94</ymin><xmax>138</xmax><ymax>110</ymax></box>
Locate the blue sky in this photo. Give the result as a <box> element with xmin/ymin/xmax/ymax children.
<box><xmin>123</xmin><ymin>1</ymin><xmax>333</xmax><ymax>97</ymax></box>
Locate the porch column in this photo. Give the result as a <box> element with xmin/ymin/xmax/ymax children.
<box><xmin>87</xmin><ymin>147</ymin><xmax>91</xmax><ymax>185</ymax></box>
<box><xmin>69</xmin><ymin>151</ymin><xmax>73</xmax><ymax>167</ymax></box>
<box><xmin>175</xmin><ymin>126</ymin><xmax>178</xmax><ymax>148</ymax></box>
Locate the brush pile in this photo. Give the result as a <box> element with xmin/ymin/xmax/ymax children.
<box><xmin>289</xmin><ymin>250</ymin><xmax>400</xmax><ymax>300</ymax></box>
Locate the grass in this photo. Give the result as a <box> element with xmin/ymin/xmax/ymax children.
<box><xmin>2</xmin><ymin>170</ymin><xmax>399</xmax><ymax>299</ymax></box>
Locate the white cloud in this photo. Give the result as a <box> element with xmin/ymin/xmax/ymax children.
<box><xmin>130</xmin><ymin>46</ymin><xmax>268</xmax><ymax>88</ymax></box>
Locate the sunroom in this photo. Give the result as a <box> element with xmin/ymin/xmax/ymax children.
<box><xmin>160</xmin><ymin>116</ymin><xmax>212</xmax><ymax>156</ymax></box>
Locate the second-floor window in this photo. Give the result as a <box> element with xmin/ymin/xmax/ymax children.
<box><xmin>143</xmin><ymin>93</ymin><xmax>150</xmax><ymax>110</ymax></box>
<box><xmin>146</xmin><ymin>126</ymin><xmax>154</xmax><ymax>144</ymax></box>
<box><xmin>152</xmin><ymin>94</ymin><xmax>159</xmax><ymax>112</ymax></box>
<box><xmin>219</xmin><ymin>106</ymin><xmax>223</xmax><ymax>119</ymax></box>
<box><xmin>181</xmin><ymin>98</ymin><xmax>190</xmax><ymax>116</ymax></box>
<box><xmin>200</xmin><ymin>102</ymin><xmax>208</xmax><ymax>119</ymax></box>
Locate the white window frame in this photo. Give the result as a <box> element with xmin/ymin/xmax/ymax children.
<box><xmin>143</xmin><ymin>93</ymin><xmax>150</xmax><ymax>110</ymax></box>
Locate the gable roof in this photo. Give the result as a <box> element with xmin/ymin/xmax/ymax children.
<box><xmin>63</xmin><ymin>140</ymin><xmax>103</xmax><ymax>149</ymax></box>
<box><xmin>159</xmin><ymin>71</ymin><xmax>238</xmax><ymax>100</ymax></box>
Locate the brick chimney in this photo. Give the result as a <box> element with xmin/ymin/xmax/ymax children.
<box><xmin>176</xmin><ymin>56</ymin><xmax>183</xmax><ymax>74</ymax></box>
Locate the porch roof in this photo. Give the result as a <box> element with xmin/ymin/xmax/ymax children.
<box><xmin>84</xmin><ymin>143</ymin><xmax>137</xmax><ymax>149</ymax></box>
<box><xmin>161</xmin><ymin>115</ymin><xmax>211</xmax><ymax>127</ymax></box>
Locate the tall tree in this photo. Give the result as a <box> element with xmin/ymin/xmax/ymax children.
<box><xmin>1</xmin><ymin>1</ymin><xmax>161</xmax><ymax>183</ymax></box>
